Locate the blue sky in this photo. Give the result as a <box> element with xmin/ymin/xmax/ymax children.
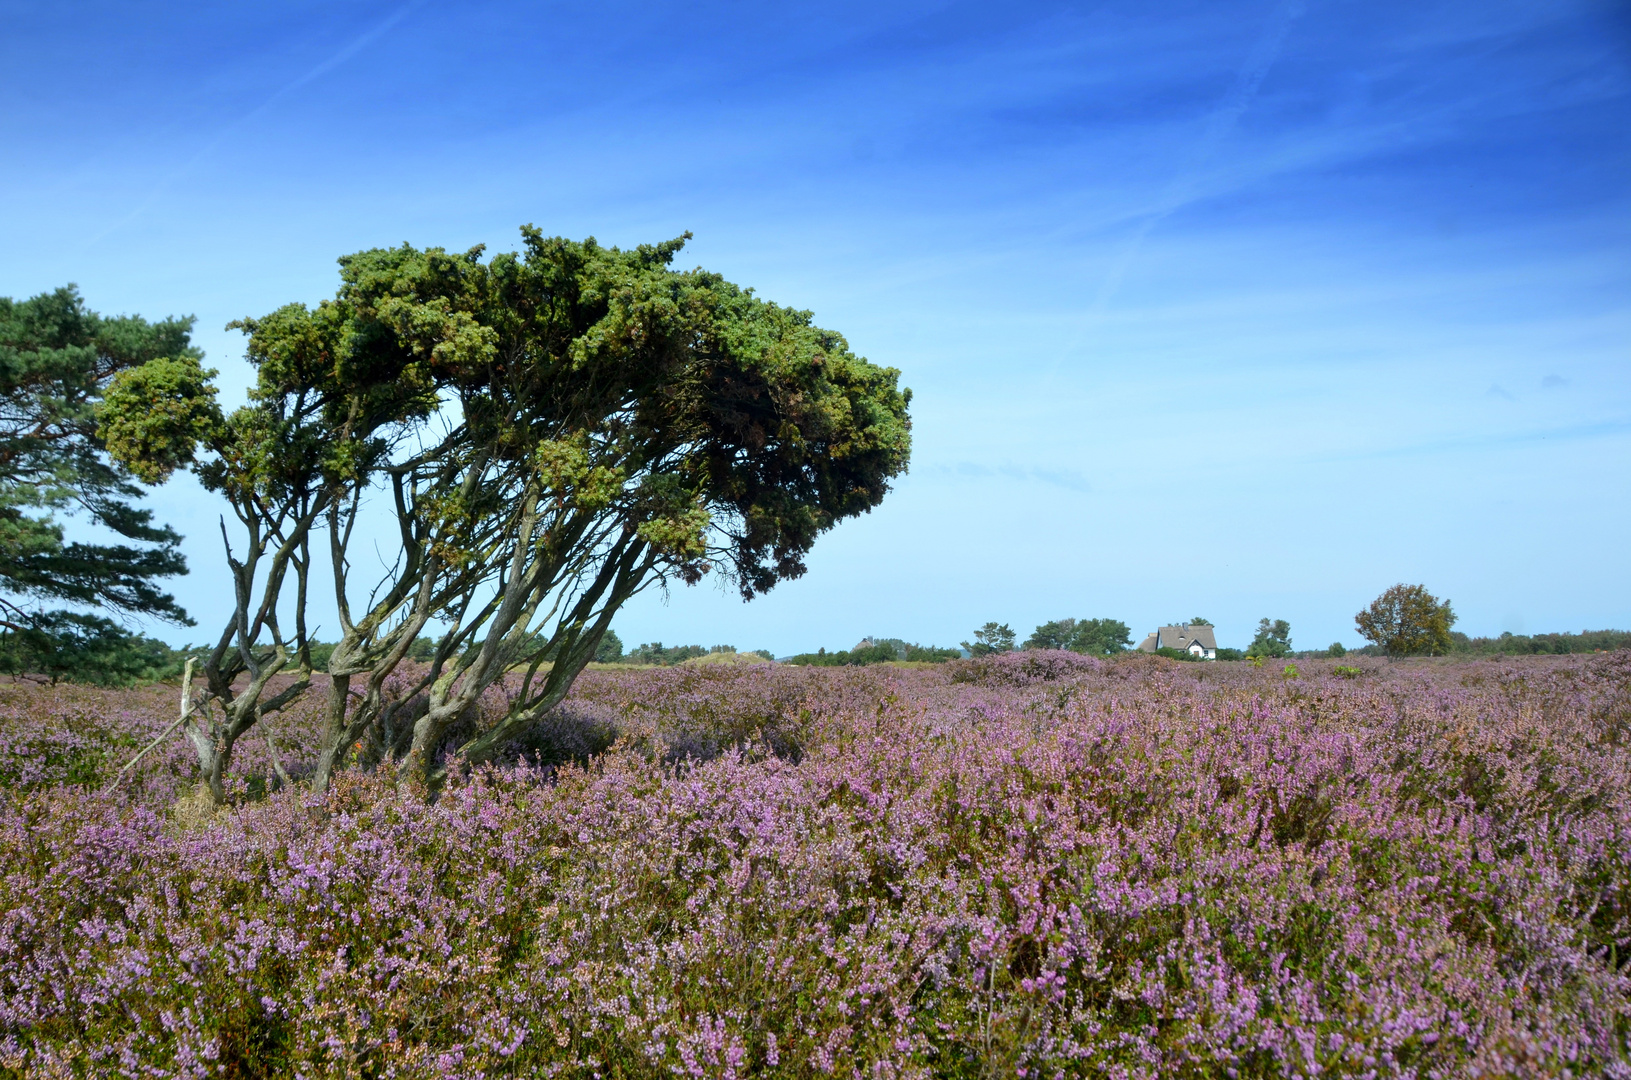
<box><xmin>4</xmin><ymin>0</ymin><xmax>1628</xmax><ymax>653</ymax></box>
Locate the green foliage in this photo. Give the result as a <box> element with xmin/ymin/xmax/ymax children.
<box><xmin>903</xmin><ymin>643</ymin><xmax>960</xmax><ymax>663</ymax></box>
<box><xmin>847</xmin><ymin>643</ymin><xmax>901</xmax><ymax>665</ymax></box>
<box><xmin>0</xmin><ymin>286</ymin><xmax>196</xmax><ymax>639</ymax></box>
<box><xmin>1187</xmin><ymin>616</ymin><xmax>1213</xmax><ymax>625</ymax></box>
<box><xmin>1327</xmin><ymin>641</ymin><xmax>1347</xmax><ymax>658</ymax></box>
<box><xmin>1215</xmin><ymin>647</ymin><xmax>1244</xmax><ymax>661</ymax></box>
<box><xmin>0</xmin><ymin>611</ymin><xmax>185</xmax><ymax>686</ymax></box>
<box><xmin>99</xmin><ymin>227</ymin><xmax>915</xmax><ymax>795</ymax></box>
<box><xmin>788</xmin><ymin>638</ymin><xmax>959</xmax><ymax>666</ymax></box>
<box><xmin>861</xmin><ymin>638</ymin><xmax>958</xmax><ymax>662</ymax></box>
<box><xmin>962</xmin><ymin>622</ymin><xmax>1016</xmax><ymax>657</ymax></box>
<box><xmin>1282</xmin><ymin>663</ymin><xmax>1300</xmax><ymax>679</ymax></box>
<box><xmin>866</xmin><ymin>637</ymin><xmax>910</xmax><ymax>659</ymax></box>
<box><xmin>624</xmin><ymin>642</ymin><xmax>709</xmax><ymax>666</ymax></box>
<box><xmin>1247</xmin><ymin>618</ymin><xmax>1292</xmax><ymax>659</ymax></box>
<box><xmin>98</xmin><ymin>354</ymin><xmax>221</xmax><ymax>484</ymax></box>
<box><xmin>1355</xmin><ymin>584</ymin><xmax>1456</xmax><ymax>657</ymax></box>
<box><xmin>1447</xmin><ymin>628</ymin><xmax>1631</xmax><ymax>656</ymax></box>
<box><xmin>594</xmin><ymin>629</ymin><xmax>624</xmax><ymax>663</ymax></box>
<box><xmin>1154</xmin><ymin>646</ymin><xmax>1202</xmax><ymax>662</ymax></box>
<box><xmin>1334</xmin><ymin>665</ymin><xmax>1363</xmax><ymax>679</ymax></box>
<box><xmin>785</xmin><ymin>643</ymin><xmax>894</xmax><ymax>667</ymax></box>
<box><xmin>1024</xmin><ymin>617</ymin><xmax>1131</xmax><ymax>656</ymax></box>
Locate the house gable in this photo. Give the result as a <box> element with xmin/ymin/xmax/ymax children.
<box><xmin>1147</xmin><ymin>624</ymin><xmax>1219</xmax><ymax>659</ymax></box>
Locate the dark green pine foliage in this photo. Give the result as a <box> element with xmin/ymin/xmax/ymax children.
<box><xmin>1247</xmin><ymin>618</ymin><xmax>1293</xmax><ymax>659</ymax></box>
<box><xmin>0</xmin><ymin>286</ymin><xmax>201</xmax><ymax>680</ymax></box>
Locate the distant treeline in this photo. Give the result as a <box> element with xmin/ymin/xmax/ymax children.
<box><xmin>617</xmin><ymin>642</ymin><xmax>775</xmax><ymax>665</ymax></box>
<box><xmin>15</xmin><ymin>623</ymin><xmax>1625</xmax><ymax>689</ymax></box>
<box><xmin>784</xmin><ymin>638</ymin><xmax>963</xmax><ymax>666</ymax></box>
<box><xmin>145</xmin><ymin>634</ymin><xmax>774</xmax><ymax>674</ymax></box>
<box><xmin>1355</xmin><ymin>629</ymin><xmax>1631</xmax><ymax>658</ymax></box>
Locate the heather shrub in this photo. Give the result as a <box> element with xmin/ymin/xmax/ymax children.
<box><xmin>947</xmin><ymin>647</ymin><xmax>1106</xmax><ymax>686</ymax></box>
<box><xmin>0</xmin><ymin>656</ymin><xmax>1627</xmax><ymax>1077</ymax></box>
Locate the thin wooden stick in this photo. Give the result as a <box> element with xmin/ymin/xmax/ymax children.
<box><xmin>114</xmin><ymin>657</ymin><xmax>199</xmax><ymax>783</ymax></box>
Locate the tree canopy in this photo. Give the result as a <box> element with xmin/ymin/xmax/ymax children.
<box><xmin>0</xmin><ymin>286</ymin><xmax>200</xmax><ymax>678</ymax></box>
<box><xmin>1355</xmin><ymin>584</ymin><xmax>1456</xmax><ymax>656</ymax></box>
<box><xmin>104</xmin><ymin>228</ymin><xmax>913</xmax><ymax>799</ymax></box>
<box><xmin>963</xmin><ymin>622</ymin><xmax>1016</xmax><ymax>656</ymax></box>
<box><xmin>1023</xmin><ymin>617</ymin><xmax>1131</xmax><ymax>656</ymax></box>
<box><xmin>1246</xmin><ymin>618</ymin><xmax>1292</xmax><ymax>659</ymax></box>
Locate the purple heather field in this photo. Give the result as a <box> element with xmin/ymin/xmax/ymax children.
<box><xmin>1</xmin><ymin>652</ymin><xmax>1628</xmax><ymax>1078</ymax></box>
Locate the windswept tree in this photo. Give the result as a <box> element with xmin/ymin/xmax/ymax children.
<box><xmin>963</xmin><ymin>622</ymin><xmax>1016</xmax><ymax>656</ymax></box>
<box><xmin>0</xmin><ymin>286</ymin><xmax>202</xmax><ymax>678</ymax></box>
<box><xmin>104</xmin><ymin>228</ymin><xmax>912</xmax><ymax>800</ymax></box>
<box><xmin>1355</xmin><ymin>584</ymin><xmax>1456</xmax><ymax>657</ymax></box>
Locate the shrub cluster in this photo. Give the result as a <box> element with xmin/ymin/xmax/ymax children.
<box><xmin>783</xmin><ymin>638</ymin><xmax>959</xmax><ymax>666</ymax></box>
<box><xmin>2</xmin><ymin>655</ymin><xmax>1629</xmax><ymax>1076</ymax></box>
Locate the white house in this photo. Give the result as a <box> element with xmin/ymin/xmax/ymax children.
<box><xmin>1136</xmin><ymin>624</ymin><xmax>1217</xmax><ymax>660</ymax></box>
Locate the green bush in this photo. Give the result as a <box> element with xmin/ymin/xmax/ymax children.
<box><xmin>1154</xmin><ymin>646</ymin><xmax>1202</xmax><ymax>662</ymax></box>
<box><xmin>786</xmin><ymin>639</ymin><xmax>959</xmax><ymax>666</ymax></box>
<box><xmin>903</xmin><ymin>643</ymin><xmax>960</xmax><ymax>663</ymax></box>
<box><xmin>624</xmin><ymin>642</ymin><xmax>709</xmax><ymax>665</ymax></box>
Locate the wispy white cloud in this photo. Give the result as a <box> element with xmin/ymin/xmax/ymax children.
<box><xmin>80</xmin><ymin>2</ymin><xmax>422</xmax><ymax>250</ymax></box>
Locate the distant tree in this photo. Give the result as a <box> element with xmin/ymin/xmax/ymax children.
<box><xmin>1215</xmin><ymin>647</ymin><xmax>1244</xmax><ymax>662</ymax></box>
<box><xmin>625</xmin><ymin>642</ymin><xmax>709</xmax><ymax>666</ymax></box>
<box><xmin>594</xmin><ymin>629</ymin><xmax>623</xmax><ymax>663</ymax></box>
<box><xmin>1073</xmin><ymin>618</ymin><xmax>1132</xmax><ymax>656</ymax></box>
<box><xmin>848</xmin><ymin>642</ymin><xmax>899</xmax><ymax>665</ymax></box>
<box><xmin>306</xmin><ymin>641</ymin><xmax>338</xmax><ymax>671</ymax></box>
<box><xmin>1188</xmin><ymin>616</ymin><xmax>1213</xmax><ymax>626</ymax></box>
<box><xmin>1</xmin><ymin>286</ymin><xmax>203</xmax><ymax>665</ymax></box>
<box><xmin>1246</xmin><ymin>618</ymin><xmax>1292</xmax><ymax>659</ymax></box>
<box><xmin>1024</xmin><ymin>619</ymin><xmax>1078</xmax><ymax>651</ymax></box>
<box><xmin>853</xmin><ymin>636</ymin><xmax>908</xmax><ymax>660</ymax></box>
<box><xmin>1327</xmin><ymin>641</ymin><xmax>1347</xmax><ymax>658</ymax></box>
<box><xmin>1355</xmin><ymin>584</ymin><xmax>1456</xmax><ymax>657</ymax></box>
<box><xmin>1027</xmin><ymin>617</ymin><xmax>1130</xmax><ymax>656</ymax></box>
<box><xmin>963</xmin><ymin>622</ymin><xmax>1016</xmax><ymax>656</ymax></box>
